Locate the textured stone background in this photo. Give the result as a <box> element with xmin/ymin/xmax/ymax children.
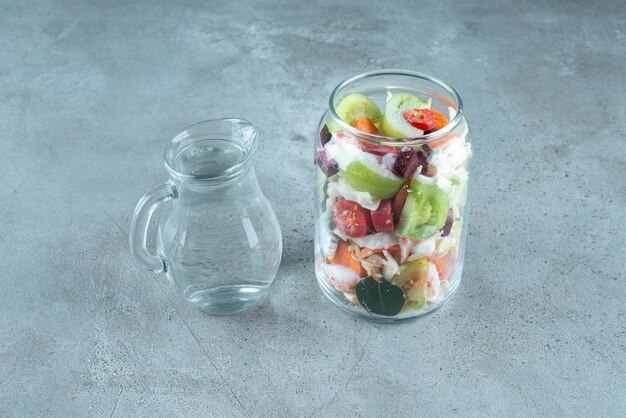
<box><xmin>1</xmin><ymin>0</ymin><xmax>624</xmax><ymax>416</ymax></box>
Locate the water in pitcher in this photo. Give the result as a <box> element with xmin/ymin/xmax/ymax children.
<box><xmin>156</xmin><ymin>138</ymin><xmax>282</xmax><ymax>314</ymax></box>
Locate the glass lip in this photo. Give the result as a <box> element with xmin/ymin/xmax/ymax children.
<box><xmin>328</xmin><ymin>69</ymin><xmax>464</xmax><ymax>145</ymax></box>
<box><xmin>163</xmin><ymin>117</ymin><xmax>259</xmax><ymax>184</ymax></box>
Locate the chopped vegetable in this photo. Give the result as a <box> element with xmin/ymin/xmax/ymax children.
<box><xmin>370</xmin><ymin>199</ymin><xmax>394</xmax><ymax>232</ymax></box>
<box><xmin>440</xmin><ymin>209</ymin><xmax>454</xmax><ymax>237</ymax></box>
<box><xmin>327</xmin><ymin>265</ymin><xmax>361</xmax><ymax>292</ymax></box>
<box><xmin>315</xmin><ymin>148</ymin><xmax>339</xmax><ymax>177</ymax></box>
<box><xmin>361</xmin><ymin>244</ymin><xmax>401</xmax><ymax>258</ymax></box>
<box><xmin>430</xmin><ymin>258</ymin><xmax>447</xmax><ymax>281</ymax></box>
<box><xmin>392</xmin><ymin>180</ymin><xmax>411</xmax><ymax>220</ymax></box>
<box><xmin>403</xmin><ymin>108</ymin><xmax>435</xmax><ymax>131</ymax></box>
<box><xmin>395</xmin><ymin>177</ymin><xmax>450</xmax><ymax>240</ymax></box>
<box><xmin>337</xmin><ymin>128</ymin><xmax>395</xmax><ymax>156</ymax></box>
<box><xmin>381</xmin><ymin>93</ymin><xmax>432</xmax><ymax>138</ymax></box>
<box><xmin>406</xmin><ymin>236</ymin><xmax>436</xmax><ymax>260</ymax></box>
<box><xmin>335</xmin><ymin>94</ymin><xmax>383</xmax><ymax>126</ymax></box>
<box><xmin>326</xmin><ymin>177</ymin><xmax>381</xmax><ymax>211</ymax></box>
<box><xmin>350</xmin><ymin>231</ymin><xmax>398</xmax><ymax>250</ymax></box>
<box><xmin>352</xmin><ymin>117</ymin><xmax>380</xmax><ymax>135</ymax></box>
<box><xmin>392</xmin><ymin>146</ymin><xmax>427</xmax><ymax>178</ymax></box>
<box><xmin>332</xmin><ymin>199</ymin><xmax>372</xmax><ymax>237</ymax></box>
<box><xmin>320</xmin><ymin>124</ymin><xmax>332</xmax><ymax>146</ymax></box>
<box><xmin>392</xmin><ymin>257</ymin><xmax>427</xmax><ymax>285</ymax></box>
<box><xmin>329</xmin><ymin>239</ymin><xmax>366</xmax><ymax>277</ymax></box>
<box><xmin>423</xmin><ymin>110</ymin><xmax>451</xmax><ymax>145</ymax></box>
<box><xmin>431</xmin><ymin>109</ymin><xmax>449</xmax><ymax>131</ymax></box>
<box><xmin>393</xmin><ymin>258</ymin><xmax>429</xmax><ymax>308</ymax></box>
<box><xmin>344</xmin><ymin>160</ymin><xmax>404</xmax><ymax>199</ymax></box>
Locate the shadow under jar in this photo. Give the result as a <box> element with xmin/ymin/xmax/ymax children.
<box><xmin>314</xmin><ymin>70</ymin><xmax>472</xmax><ymax>321</ymax></box>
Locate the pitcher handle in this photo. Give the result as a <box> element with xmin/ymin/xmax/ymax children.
<box><xmin>129</xmin><ymin>181</ymin><xmax>178</xmax><ymax>273</ymax></box>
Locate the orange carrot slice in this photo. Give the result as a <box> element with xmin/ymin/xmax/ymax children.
<box><xmin>329</xmin><ymin>240</ymin><xmax>366</xmax><ymax>277</ymax></box>
<box><xmin>352</xmin><ymin>118</ymin><xmax>380</xmax><ymax>135</ymax></box>
<box><xmin>432</xmin><ymin>110</ymin><xmax>448</xmax><ymax>131</ymax></box>
<box><xmin>427</xmin><ymin>110</ymin><xmax>455</xmax><ymax>149</ymax></box>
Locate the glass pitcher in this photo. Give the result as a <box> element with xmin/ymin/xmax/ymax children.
<box><xmin>314</xmin><ymin>70</ymin><xmax>471</xmax><ymax>321</ymax></box>
<box><xmin>130</xmin><ymin>118</ymin><xmax>282</xmax><ymax>315</ymax></box>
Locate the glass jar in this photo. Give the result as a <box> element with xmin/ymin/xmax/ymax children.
<box><xmin>314</xmin><ymin>70</ymin><xmax>471</xmax><ymax>321</ymax></box>
<box><xmin>130</xmin><ymin>118</ymin><xmax>282</xmax><ymax>315</ymax></box>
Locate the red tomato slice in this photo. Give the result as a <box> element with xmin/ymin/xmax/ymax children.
<box><xmin>332</xmin><ymin>200</ymin><xmax>372</xmax><ymax>237</ymax></box>
<box><xmin>424</xmin><ymin>110</ymin><xmax>449</xmax><ymax>135</ymax></box>
<box><xmin>403</xmin><ymin>108</ymin><xmax>435</xmax><ymax>131</ymax></box>
<box><xmin>371</xmin><ymin>199</ymin><xmax>394</xmax><ymax>232</ymax></box>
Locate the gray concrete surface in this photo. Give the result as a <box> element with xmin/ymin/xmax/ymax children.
<box><xmin>1</xmin><ymin>0</ymin><xmax>625</xmax><ymax>416</ymax></box>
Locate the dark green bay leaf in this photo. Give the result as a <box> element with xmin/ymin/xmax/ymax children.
<box><xmin>355</xmin><ymin>276</ymin><xmax>405</xmax><ymax>316</ymax></box>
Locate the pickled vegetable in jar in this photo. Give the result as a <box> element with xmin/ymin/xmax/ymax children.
<box><xmin>314</xmin><ymin>70</ymin><xmax>471</xmax><ymax>321</ymax></box>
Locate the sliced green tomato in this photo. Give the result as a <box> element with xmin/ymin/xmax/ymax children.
<box><xmin>336</xmin><ymin>94</ymin><xmax>383</xmax><ymax>125</ymax></box>
<box><xmin>392</xmin><ymin>258</ymin><xmax>428</xmax><ymax>308</ymax></box>
<box><xmin>395</xmin><ymin>177</ymin><xmax>449</xmax><ymax>239</ymax></box>
<box><xmin>343</xmin><ymin>160</ymin><xmax>404</xmax><ymax>199</ymax></box>
<box><xmin>404</xmin><ymin>282</ymin><xmax>428</xmax><ymax>309</ymax></box>
<box><xmin>329</xmin><ymin>94</ymin><xmax>383</xmax><ymax>132</ymax></box>
<box><xmin>392</xmin><ymin>258</ymin><xmax>428</xmax><ymax>286</ymax></box>
<box><xmin>381</xmin><ymin>93</ymin><xmax>432</xmax><ymax>138</ymax></box>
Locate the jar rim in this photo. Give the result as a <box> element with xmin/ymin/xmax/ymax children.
<box><xmin>328</xmin><ymin>69</ymin><xmax>464</xmax><ymax>146</ymax></box>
